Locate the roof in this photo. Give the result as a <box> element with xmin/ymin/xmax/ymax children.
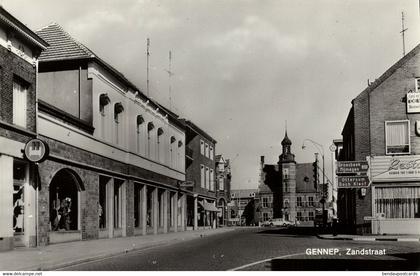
<box><xmin>215</xmin><ymin>155</ymin><xmax>223</xmax><ymax>163</ymax></box>
<box><xmin>281</xmin><ymin>130</ymin><xmax>292</xmax><ymax>146</ymax></box>
<box><xmin>36</xmin><ymin>23</ymin><xmax>183</xmax><ymax>126</ymax></box>
<box><xmin>231</xmin><ymin>189</ymin><xmax>258</xmax><ymax>199</ymax></box>
<box><xmin>183</xmin><ymin>119</ymin><xmax>217</xmax><ymax>144</ymax></box>
<box><xmin>0</xmin><ymin>6</ymin><xmax>48</xmax><ymax>50</ymax></box>
<box><xmin>352</xmin><ymin>43</ymin><xmax>420</xmax><ymax>103</ymax></box>
<box><xmin>296</xmin><ymin>163</ymin><xmax>317</xmax><ymax>193</ymax></box>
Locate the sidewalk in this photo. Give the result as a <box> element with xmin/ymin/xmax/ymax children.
<box><xmin>0</xmin><ymin>228</ymin><xmax>235</xmax><ymax>271</ymax></box>
<box><xmin>318</xmin><ymin>234</ymin><xmax>420</xmax><ymax>242</ymax></box>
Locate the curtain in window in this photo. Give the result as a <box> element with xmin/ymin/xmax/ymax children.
<box><xmin>386</xmin><ymin>122</ymin><xmax>408</xmax><ymax>146</ymax></box>
<box><xmin>13</xmin><ymin>82</ymin><xmax>27</xmax><ymax>128</ymax></box>
<box><xmin>375</xmin><ymin>187</ymin><xmax>420</xmax><ymax>218</ymax></box>
<box><xmin>200</xmin><ymin>166</ymin><xmax>205</xmax><ymax>188</ymax></box>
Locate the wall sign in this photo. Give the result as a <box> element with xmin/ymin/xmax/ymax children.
<box><xmin>407</xmin><ymin>89</ymin><xmax>420</xmax><ymax>113</ymax></box>
<box><xmin>24</xmin><ymin>138</ymin><xmax>49</xmax><ymax>163</ymax></box>
<box><xmin>369</xmin><ymin>155</ymin><xmax>420</xmax><ymax>182</ymax></box>
<box><xmin>336</xmin><ymin>161</ymin><xmax>369</xmax><ymax>174</ymax></box>
<box><xmin>337</xmin><ymin>176</ymin><xmax>370</xmax><ymax>188</ymax></box>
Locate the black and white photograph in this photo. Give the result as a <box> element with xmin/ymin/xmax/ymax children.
<box><xmin>0</xmin><ymin>0</ymin><xmax>419</xmax><ymax>273</ymax></box>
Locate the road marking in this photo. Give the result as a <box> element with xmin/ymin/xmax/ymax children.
<box><xmin>228</xmin><ymin>252</ymin><xmax>305</xmax><ymax>271</ymax></box>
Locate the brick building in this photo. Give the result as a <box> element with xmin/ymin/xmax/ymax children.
<box><xmin>0</xmin><ymin>7</ymin><xmax>48</xmax><ymax>251</ymax></box>
<box><xmin>339</xmin><ymin>43</ymin><xmax>420</xmax><ymax>234</ymax></box>
<box><xmin>183</xmin><ymin>120</ymin><xmax>219</xmax><ymax>229</ymax></box>
<box><xmin>32</xmin><ymin>23</ymin><xmax>189</xmax><ymax>245</ymax></box>
<box><xmin>229</xmin><ymin>189</ymin><xmax>257</xmax><ymax>226</ymax></box>
<box><xmin>215</xmin><ymin>154</ymin><xmax>231</xmax><ymax>226</ymax></box>
<box><xmin>258</xmin><ymin>131</ymin><xmax>322</xmax><ymax>226</ymax></box>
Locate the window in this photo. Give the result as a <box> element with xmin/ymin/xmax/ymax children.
<box><xmin>415</xmin><ymin>78</ymin><xmax>420</xmax><ymax>92</ymax></box>
<box><xmin>282</xmin><ymin>168</ymin><xmax>289</xmax><ymax>179</ymax></box>
<box><xmin>262</xmin><ymin>197</ymin><xmax>269</xmax><ymax>208</ymax></box>
<box><xmin>297</xmin><ymin>211</ymin><xmax>302</xmax><ymax>221</ymax></box>
<box><xmin>308</xmin><ymin>196</ymin><xmax>314</xmax><ymax>207</ymax></box>
<box><xmin>263</xmin><ymin>212</ymin><xmax>269</xmax><ymax>222</ymax></box>
<box><xmin>170</xmin><ymin>136</ymin><xmax>176</xmax><ymax>167</ymax></box>
<box><xmin>99</xmin><ymin>94</ymin><xmax>110</xmax><ymax>139</ymax></box>
<box><xmin>13</xmin><ymin>80</ymin><xmax>28</xmax><ymax>128</ymax></box>
<box><xmin>309</xmin><ymin>211</ymin><xmax>314</xmax><ymax>221</ymax></box>
<box><xmin>200</xmin><ymin>165</ymin><xmax>205</xmax><ymax>188</ymax></box>
<box><xmin>114</xmin><ymin>103</ymin><xmax>124</xmax><ymax>145</ymax></box>
<box><xmin>205</xmin><ymin>167</ymin><xmax>210</xmax><ymax>190</ymax></box>
<box><xmin>375</xmin><ymin>187</ymin><xmax>420</xmax><ymax>218</ymax></box>
<box><xmin>177</xmin><ymin>141</ymin><xmax>183</xmax><ymax>170</ymax></box>
<box><xmin>205</xmin><ymin>143</ymin><xmax>209</xmax><ymax>158</ymax></box>
<box><xmin>13</xmin><ymin>160</ymin><xmax>28</xmax><ymax>233</ymax></box>
<box><xmin>297</xmin><ymin>197</ymin><xmax>302</xmax><ymax>207</ymax></box>
<box><xmin>385</xmin><ymin>120</ymin><xmax>410</xmax><ymax>154</ymax></box>
<box><xmin>210</xmin><ymin>146</ymin><xmax>214</xmax><ymax>160</ymax></box>
<box><xmin>210</xmin><ymin>169</ymin><xmax>214</xmax><ymax>191</ymax></box>
<box><xmin>99</xmin><ymin>176</ymin><xmax>110</xmax><ymax>229</ymax></box>
<box><xmin>219</xmin><ymin>177</ymin><xmax>224</xmax><ymax>191</ymax></box>
<box><xmin>147</xmin><ymin>122</ymin><xmax>155</xmax><ymax>159</ymax></box>
<box><xmin>218</xmin><ymin>162</ymin><xmax>224</xmax><ymax>172</ymax></box>
<box><xmin>157</xmin><ymin>128</ymin><xmax>164</xmax><ymax>163</ymax></box>
<box><xmin>136</xmin><ymin>115</ymin><xmax>144</xmax><ymax>154</ymax></box>
<box><xmin>200</xmin><ymin>140</ymin><xmax>204</xmax><ymax>155</ymax></box>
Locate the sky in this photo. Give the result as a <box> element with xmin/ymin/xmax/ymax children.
<box><xmin>3</xmin><ymin>0</ymin><xmax>420</xmax><ymax>189</ymax></box>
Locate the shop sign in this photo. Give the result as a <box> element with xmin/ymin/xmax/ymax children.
<box><xmin>24</xmin><ymin>138</ymin><xmax>49</xmax><ymax>163</ymax></box>
<box><xmin>336</xmin><ymin>161</ymin><xmax>369</xmax><ymax>174</ymax></box>
<box><xmin>369</xmin><ymin>155</ymin><xmax>420</xmax><ymax>182</ymax></box>
<box><xmin>407</xmin><ymin>89</ymin><xmax>420</xmax><ymax>113</ymax></box>
<box><xmin>337</xmin><ymin>176</ymin><xmax>370</xmax><ymax>188</ymax></box>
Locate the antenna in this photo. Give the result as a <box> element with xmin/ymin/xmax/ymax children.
<box><xmin>165</xmin><ymin>50</ymin><xmax>174</xmax><ymax>111</ymax></box>
<box><xmin>401</xmin><ymin>12</ymin><xmax>408</xmax><ymax>57</ymax></box>
<box><xmin>146</xmin><ymin>38</ymin><xmax>150</xmax><ymax>97</ymax></box>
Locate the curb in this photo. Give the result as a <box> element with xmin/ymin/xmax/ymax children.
<box><xmin>317</xmin><ymin>235</ymin><xmax>420</xmax><ymax>242</ymax></box>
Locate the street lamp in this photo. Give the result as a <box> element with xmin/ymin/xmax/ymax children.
<box><xmin>302</xmin><ymin>139</ymin><xmax>326</xmax><ymax>228</ymax></box>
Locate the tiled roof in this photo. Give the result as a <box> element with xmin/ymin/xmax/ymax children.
<box><xmin>36</xmin><ymin>23</ymin><xmax>94</xmax><ymax>61</ymax></box>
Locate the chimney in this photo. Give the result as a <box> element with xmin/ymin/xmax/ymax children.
<box><xmin>260</xmin><ymin>156</ymin><xmax>265</xmax><ymax>165</ymax></box>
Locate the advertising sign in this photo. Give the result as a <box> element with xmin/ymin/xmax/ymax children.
<box><xmin>369</xmin><ymin>155</ymin><xmax>420</xmax><ymax>182</ymax></box>
<box><xmin>407</xmin><ymin>90</ymin><xmax>420</xmax><ymax>113</ymax></box>
<box><xmin>337</xmin><ymin>176</ymin><xmax>370</xmax><ymax>188</ymax></box>
<box><xmin>24</xmin><ymin>138</ymin><xmax>49</xmax><ymax>163</ymax></box>
<box><xmin>337</xmin><ymin>161</ymin><xmax>369</xmax><ymax>174</ymax></box>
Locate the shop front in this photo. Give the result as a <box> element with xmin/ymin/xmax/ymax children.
<box><xmin>369</xmin><ymin>155</ymin><xmax>420</xmax><ymax>234</ymax></box>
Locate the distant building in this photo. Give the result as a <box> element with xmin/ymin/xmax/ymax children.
<box><xmin>215</xmin><ymin>155</ymin><xmax>232</xmax><ymax>226</ymax></box>
<box><xmin>338</xmin><ymin>43</ymin><xmax>420</xmax><ymax>234</ymax></box>
<box><xmin>229</xmin><ymin>189</ymin><xmax>257</xmax><ymax>226</ymax></box>
<box><xmin>258</xmin><ymin>131</ymin><xmax>322</xmax><ymax>226</ymax></box>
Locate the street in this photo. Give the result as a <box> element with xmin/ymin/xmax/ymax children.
<box><xmin>60</xmin><ymin>228</ymin><xmax>420</xmax><ymax>271</ymax></box>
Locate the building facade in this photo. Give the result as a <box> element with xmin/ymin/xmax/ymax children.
<box><xmin>183</xmin><ymin>120</ymin><xmax>219</xmax><ymax>230</ymax></box>
<box><xmin>31</xmin><ymin>23</ymin><xmax>189</xmax><ymax>246</ymax></box>
<box><xmin>338</xmin><ymin>44</ymin><xmax>420</xmax><ymax>235</ymax></box>
<box><xmin>258</xmin><ymin>132</ymin><xmax>322</xmax><ymax>226</ymax></box>
<box><xmin>229</xmin><ymin>189</ymin><xmax>257</xmax><ymax>226</ymax></box>
<box><xmin>0</xmin><ymin>7</ymin><xmax>49</xmax><ymax>251</ymax></box>
<box><xmin>215</xmin><ymin>154</ymin><xmax>231</xmax><ymax>226</ymax></box>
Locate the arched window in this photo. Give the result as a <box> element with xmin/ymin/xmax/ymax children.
<box><xmin>99</xmin><ymin>94</ymin><xmax>110</xmax><ymax>139</ymax></box>
<box><xmin>114</xmin><ymin>102</ymin><xmax>124</xmax><ymax>145</ymax></box>
<box><xmin>147</xmin><ymin>122</ymin><xmax>155</xmax><ymax>159</ymax></box>
<box><xmin>157</xmin><ymin>128</ymin><xmax>164</xmax><ymax>163</ymax></box>
<box><xmin>136</xmin><ymin>115</ymin><xmax>144</xmax><ymax>154</ymax></box>
<box><xmin>177</xmin><ymin>141</ymin><xmax>183</xmax><ymax>171</ymax></box>
<box><xmin>170</xmin><ymin>136</ymin><xmax>176</xmax><ymax>168</ymax></box>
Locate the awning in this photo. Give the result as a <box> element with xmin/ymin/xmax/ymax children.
<box><xmin>198</xmin><ymin>200</ymin><xmax>221</xmax><ymax>212</ymax></box>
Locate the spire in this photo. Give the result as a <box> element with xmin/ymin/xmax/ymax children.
<box><xmin>281</xmin><ymin>128</ymin><xmax>292</xmax><ymax>146</ymax></box>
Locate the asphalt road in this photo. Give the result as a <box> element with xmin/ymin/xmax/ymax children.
<box><xmin>61</xmin><ymin>227</ymin><xmax>420</xmax><ymax>271</ymax></box>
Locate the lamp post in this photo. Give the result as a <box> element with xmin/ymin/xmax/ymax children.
<box><xmin>302</xmin><ymin>139</ymin><xmax>326</xmax><ymax>228</ymax></box>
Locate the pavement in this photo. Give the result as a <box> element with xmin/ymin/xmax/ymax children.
<box><xmin>0</xmin><ymin>227</ymin><xmax>235</xmax><ymax>271</ymax></box>
<box><xmin>317</xmin><ymin>233</ymin><xmax>420</xmax><ymax>242</ymax></box>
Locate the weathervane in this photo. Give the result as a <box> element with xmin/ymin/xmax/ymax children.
<box><xmin>401</xmin><ymin>12</ymin><xmax>408</xmax><ymax>57</ymax></box>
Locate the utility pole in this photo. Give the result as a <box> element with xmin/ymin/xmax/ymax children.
<box><xmin>401</xmin><ymin>12</ymin><xmax>408</xmax><ymax>57</ymax></box>
<box><xmin>146</xmin><ymin>38</ymin><xmax>150</xmax><ymax>97</ymax></box>
<box><xmin>165</xmin><ymin>51</ymin><xmax>174</xmax><ymax>111</ymax></box>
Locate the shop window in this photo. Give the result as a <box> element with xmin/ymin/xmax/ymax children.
<box><xmin>13</xmin><ymin>160</ymin><xmax>27</xmax><ymax>234</ymax></box>
<box><xmin>50</xmin><ymin>169</ymin><xmax>83</xmax><ymax>231</ymax></box>
<box><xmin>99</xmin><ymin>176</ymin><xmax>109</xmax><ymax>229</ymax></box>
<box><xmin>134</xmin><ymin>184</ymin><xmax>143</xmax><ymax>228</ymax></box>
<box><xmin>13</xmin><ymin>79</ymin><xmax>28</xmax><ymax>128</ymax></box>
<box><xmin>113</xmin><ymin>179</ymin><xmax>124</xmax><ymax>229</ymax></box>
<box><xmin>297</xmin><ymin>197</ymin><xmax>302</xmax><ymax>207</ymax></box>
<box><xmin>375</xmin><ymin>187</ymin><xmax>420</xmax><ymax>218</ymax></box>
<box><xmin>385</xmin><ymin>120</ymin><xmax>410</xmax><ymax>154</ymax></box>
<box><xmin>146</xmin><ymin>186</ymin><xmax>154</xmax><ymax>227</ymax></box>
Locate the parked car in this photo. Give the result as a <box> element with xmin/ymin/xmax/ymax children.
<box><xmin>261</xmin><ymin>218</ymin><xmax>295</xmax><ymax>227</ymax></box>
